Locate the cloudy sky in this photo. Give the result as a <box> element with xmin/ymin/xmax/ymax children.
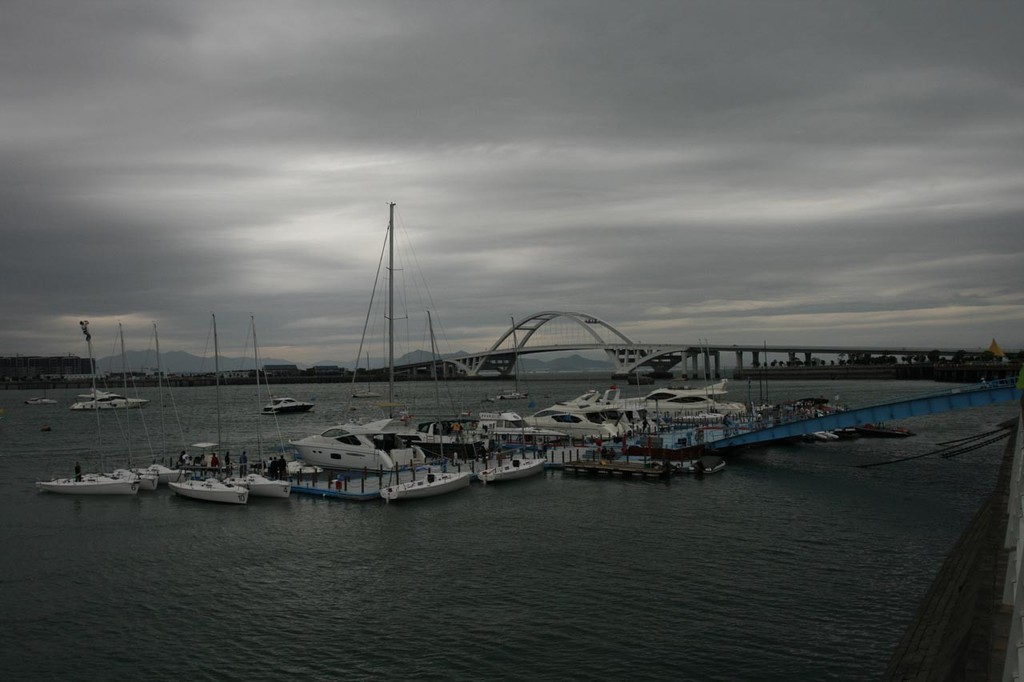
<box><xmin>4</xmin><ymin>0</ymin><xmax>1022</xmax><ymax>366</ymax></box>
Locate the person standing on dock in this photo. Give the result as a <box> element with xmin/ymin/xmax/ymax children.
<box><xmin>210</xmin><ymin>452</ymin><xmax>220</xmax><ymax>473</ymax></box>
<box><xmin>223</xmin><ymin>451</ymin><xmax>231</xmax><ymax>475</ymax></box>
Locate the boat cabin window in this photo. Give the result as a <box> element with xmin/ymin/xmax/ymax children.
<box><xmin>335</xmin><ymin>435</ymin><xmax>361</xmax><ymax>446</ymax></box>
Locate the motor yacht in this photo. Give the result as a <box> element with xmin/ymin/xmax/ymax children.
<box><xmin>289</xmin><ymin>418</ymin><xmax>426</xmax><ymax>471</ymax></box>
<box><xmin>69</xmin><ymin>390</ymin><xmax>149</xmax><ymax>411</ymax></box>
<box><xmin>261</xmin><ymin>397</ymin><xmax>315</xmax><ymax>414</ymax></box>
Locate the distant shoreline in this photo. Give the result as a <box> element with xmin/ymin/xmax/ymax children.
<box><xmin>2</xmin><ymin>362</ymin><xmax>1018</xmax><ymax>390</ymax></box>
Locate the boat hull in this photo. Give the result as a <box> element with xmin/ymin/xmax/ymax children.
<box><xmin>225</xmin><ymin>474</ymin><xmax>291</xmax><ymax>498</ymax></box>
<box><xmin>380</xmin><ymin>471</ymin><xmax>471</xmax><ymax>501</ymax></box>
<box><xmin>169</xmin><ymin>479</ymin><xmax>249</xmax><ymax>504</ymax></box>
<box><xmin>480</xmin><ymin>458</ymin><xmax>546</xmax><ymax>483</ymax></box>
<box><xmin>36</xmin><ymin>475</ymin><xmax>140</xmax><ymax>495</ymax></box>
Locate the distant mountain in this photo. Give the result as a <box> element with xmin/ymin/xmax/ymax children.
<box><xmin>519</xmin><ymin>354</ymin><xmax>613</xmax><ymax>372</ymax></box>
<box><xmin>97</xmin><ymin>349</ymin><xmax>612</xmax><ymax>375</ymax></box>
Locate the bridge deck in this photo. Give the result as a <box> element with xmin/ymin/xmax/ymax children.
<box><xmin>707</xmin><ymin>378</ymin><xmax>1023</xmax><ymax>450</ymax></box>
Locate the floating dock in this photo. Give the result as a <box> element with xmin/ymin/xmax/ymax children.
<box><xmin>562</xmin><ymin>460</ymin><xmax>672</xmax><ymax>479</ymax></box>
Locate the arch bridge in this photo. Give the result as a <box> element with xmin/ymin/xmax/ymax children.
<box><xmin>395</xmin><ymin>310</ymin><xmax>978</xmax><ymax>379</ymax></box>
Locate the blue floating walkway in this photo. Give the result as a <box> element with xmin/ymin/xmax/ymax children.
<box><xmin>708</xmin><ymin>377</ymin><xmax>1022</xmax><ymax>450</ymax></box>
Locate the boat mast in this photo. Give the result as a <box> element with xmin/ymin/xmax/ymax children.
<box><xmin>387</xmin><ymin>201</ymin><xmax>396</xmax><ymax>417</ymax></box>
<box><xmin>81</xmin><ymin>320</ymin><xmax>102</xmax><ymax>469</ymax></box>
<box><xmin>154</xmin><ymin>322</ymin><xmax>166</xmax><ymax>464</ymax></box>
<box><xmin>510</xmin><ymin>315</ymin><xmax>520</xmax><ymax>396</ymax></box>
<box><xmin>212</xmin><ymin>312</ymin><xmax>222</xmax><ymax>446</ymax></box>
<box><xmin>252</xmin><ymin>315</ymin><xmax>265</xmax><ymax>462</ymax></box>
<box><xmin>120</xmin><ymin>323</ymin><xmax>133</xmax><ymax>468</ymax></box>
<box><xmin>428</xmin><ymin>310</ymin><xmax>444</xmax><ymax>460</ymax></box>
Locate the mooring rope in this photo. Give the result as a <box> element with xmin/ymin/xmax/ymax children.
<box><xmin>857</xmin><ymin>427</ymin><xmax>1011</xmax><ymax>468</ymax></box>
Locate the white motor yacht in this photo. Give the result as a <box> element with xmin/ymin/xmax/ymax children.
<box><xmin>640</xmin><ymin>381</ymin><xmax>746</xmax><ymax>421</ymax></box>
<box><xmin>261</xmin><ymin>397</ymin><xmax>315</xmax><ymax>414</ymax></box>
<box><xmin>289</xmin><ymin>418</ymin><xmax>426</xmax><ymax>471</ymax></box>
<box><xmin>70</xmin><ymin>390</ymin><xmax>149</xmax><ymax>411</ymax></box>
<box><xmin>523</xmin><ymin>387</ymin><xmax>641</xmax><ymax>439</ymax></box>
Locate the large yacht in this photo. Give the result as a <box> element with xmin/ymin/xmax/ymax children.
<box><xmin>640</xmin><ymin>380</ymin><xmax>747</xmax><ymax>420</ymax></box>
<box><xmin>289</xmin><ymin>419</ymin><xmax>426</xmax><ymax>471</ymax></box>
<box><xmin>69</xmin><ymin>390</ymin><xmax>149</xmax><ymax>410</ymax></box>
<box><xmin>523</xmin><ymin>386</ymin><xmax>641</xmax><ymax>439</ymax></box>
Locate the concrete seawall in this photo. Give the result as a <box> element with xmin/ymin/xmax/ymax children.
<box><xmin>883</xmin><ymin>400</ymin><xmax>1021</xmax><ymax>680</ymax></box>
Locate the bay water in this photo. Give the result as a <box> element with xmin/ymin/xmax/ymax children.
<box><xmin>0</xmin><ymin>376</ymin><xmax>1015</xmax><ymax>680</ymax></box>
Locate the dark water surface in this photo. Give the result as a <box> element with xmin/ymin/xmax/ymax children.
<box><xmin>0</xmin><ymin>377</ymin><xmax>1015</xmax><ymax>680</ymax></box>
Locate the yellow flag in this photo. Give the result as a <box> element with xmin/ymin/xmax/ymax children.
<box><xmin>988</xmin><ymin>338</ymin><xmax>1005</xmax><ymax>357</ymax></box>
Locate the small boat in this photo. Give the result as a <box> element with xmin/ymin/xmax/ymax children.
<box><xmin>70</xmin><ymin>390</ymin><xmax>149</xmax><ymax>411</ymax></box>
<box><xmin>140</xmin><ymin>463</ymin><xmax>187</xmax><ymax>485</ymax></box>
<box><xmin>168</xmin><ymin>478</ymin><xmax>249</xmax><ymax>504</ymax></box>
<box><xmin>380</xmin><ymin>469</ymin><xmax>472</xmax><ymax>502</ymax></box>
<box><xmin>854</xmin><ymin>423</ymin><xmax>915</xmax><ymax>438</ymax></box>
<box><xmin>675</xmin><ymin>455</ymin><xmax>727</xmax><ymax>475</ymax></box>
<box><xmin>261</xmin><ymin>397</ymin><xmax>315</xmax><ymax>414</ymax></box>
<box><xmin>37</xmin><ymin>474</ymin><xmax>140</xmax><ymax>495</ymax></box>
<box><xmin>223</xmin><ymin>473</ymin><xmax>291</xmax><ymax>498</ymax></box>
<box><xmin>109</xmin><ymin>468</ymin><xmax>159</xmax><ymax>491</ymax></box>
<box><xmin>25</xmin><ymin>397</ymin><xmax>58</xmax><ymax>405</ymax></box>
<box><xmin>493</xmin><ymin>391</ymin><xmax>528</xmax><ymax>401</ymax></box>
<box><xmin>479</xmin><ymin>457</ymin><xmax>546</xmax><ymax>483</ymax></box>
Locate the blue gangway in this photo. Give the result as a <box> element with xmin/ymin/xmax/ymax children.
<box><xmin>707</xmin><ymin>377</ymin><xmax>1022</xmax><ymax>450</ymax></box>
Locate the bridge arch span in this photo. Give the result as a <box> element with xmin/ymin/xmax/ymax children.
<box><xmin>488</xmin><ymin>311</ymin><xmax>634</xmax><ymax>352</ymax></box>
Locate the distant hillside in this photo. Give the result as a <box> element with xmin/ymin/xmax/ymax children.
<box><xmin>99</xmin><ymin>349</ymin><xmax>612</xmax><ymax>374</ymax></box>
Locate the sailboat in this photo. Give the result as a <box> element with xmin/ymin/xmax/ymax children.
<box><xmin>224</xmin><ymin>316</ymin><xmax>291</xmax><ymax>499</ymax></box>
<box><xmin>380</xmin><ymin>308</ymin><xmax>471</xmax><ymax>502</ymax></box>
<box><xmin>25</xmin><ymin>388</ymin><xmax>57</xmax><ymax>405</ymax></box>
<box><xmin>168</xmin><ymin>314</ymin><xmax>249</xmax><ymax>505</ymax></box>
<box><xmin>137</xmin><ymin>323</ymin><xmax>187</xmax><ymax>485</ymax></box>
<box><xmin>105</xmin><ymin>324</ymin><xmax>159</xmax><ymax>491</ymax></box>
<box><xmin>36</xmin><ymin>321</ymin><xmax>140</xmax><ymax>495</ymax></box>
<box><xmin>478</xmin><ymin>317</ymin><xmax>546</xmax><ymax>483</ymax></box>
<box><xmin>352</xmin><ymin>352</ymin><xmax>382</xmax><ymax>399</ymax></box>
<box><xmin>491</xmin><ymin>316</ymin><xmax>528</xmax><ymax>400</ymax></box>
<box><xmin>291</xmin><ymin>203</ymin><xmax>428</xmax><ymax>472</ymax></box>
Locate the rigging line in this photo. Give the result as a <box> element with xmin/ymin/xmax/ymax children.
<box><xmin>347</xmin><ymin>225</ymin><xmax>390</xmax><ymax>409</ymax></box>
<box><xmin>858</xmin><ymin>431</ymin><xmax>1012</xmax><ymax>468</ymax></box>
<box><xmin>934</xmin><ymin>428</ymin><xmax>1008</xmax><ymax>446</ymax></box>
<box><xmin>940</xmin><ymin>432</ymin><xmax>1011</xmax><ymax>459</ymax></box>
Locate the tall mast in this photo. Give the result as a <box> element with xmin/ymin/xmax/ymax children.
<box><xmin>120</xmin><ymin>323</ymin><xmax>132</xmax><ymax>467</ymax></box>
<box><xmin>212</xmin><ymin>312</ymin><xmax>222</xmax><ymax>446</ymax></box>
<box><xmin>387</xmin><ymin>202</ymin><xmax>396</xmax><ymax>416</ymax></box>
<box><xmin>81</xmin><ymin>320</ymin><xmax>101</xmax><ymax>468</ymax></box>
<box><xmin>428</xmin><ymin>310</ymin><xmax>443</xmax><ymax>459</ymax></box>
<box><xmin>252</xmin><ymin>315</ymin><xmax>264</xmax><ymax>462</ymax></box>
<box><xmin>154</xmin><ymin>322</ymin><xmax>165</xmax><ymax>463</ymax></box>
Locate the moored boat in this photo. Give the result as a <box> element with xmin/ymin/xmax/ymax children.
<box><xmin>261</xmin><ymin>397</ymin><xmax>315</xmax><ymax>414</ymax></box>
<box><xmin>380</xmin><ymin>468</ymin><xmax>472</xmax><ymax>502</ymax></box>
<box><xmin>168</xmin><ymin>478</ymin><xmax>249</xmax><ymax>504</ymax></box>
<box><xmin>70</xmin><ymin>390</ymin><xmax>149</xmax><ymax>411</ymax></box>
<box><xmin>37</xmin><ymin>474</ymin><xmax>140</xmax><ymax>495</ymax></box>
<box><xmin>223</xmin><ymin>473</ymin><xmax>291</xmax><ymax>498</ymax></box>
<box><xmin>854</xmin><ymin>423</ymin><xmax>914</xmax><ymax>438</ymax></box>
<box><xmin>479</xmin><ymin>457</ymin><xmax>546</xmax><ymax>483</ymax></box>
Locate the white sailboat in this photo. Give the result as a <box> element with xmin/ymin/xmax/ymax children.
<box><xmin>478</xmin><ymin>317</ymin><xmax>546</xmax><ymax>483</ymax></box>
<box><xmin>380</xmin><ymin>307</ymin><xmax>472</xmax><ymax>501</ymax></box>
<box><xmin>37</xmin><ymin>321</ymin><xmax>140</xmax><ymax>496</ymax></box>
<box><xmin>381</xmin><ymin>468</ymin><xmax>471</xmax><ymax>501</ymax></box>
<box><xmin>168</xmin><ymin>314</ymin><xmax>249</xmax><ymax>505</ymax></box>
<box><xmin>478</xmin><ymin>456</ymin><xmax>546</xmax><ymax>483</ymax></box>
<box><xmin>224</xmin><ymin>316</ymin><xmax>291</xmax><ymax>499</ymax></box>
<box><xmin>136</xmin><ymin>322</ymin><xmax>187</xmax><ymax>485</ymax></box>
<box><xmin>105</xmin><ymin>324</ymin><xmax>159</xmax><ymax>491</ymax></box>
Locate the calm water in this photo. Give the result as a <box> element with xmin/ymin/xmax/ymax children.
<box><xmin>0</xmin><ymin>376</ymin><xmax>1015</xmax><ymax>680</ymax></box>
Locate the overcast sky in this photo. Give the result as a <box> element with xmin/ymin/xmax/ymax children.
<box><xmin>3</xmin><ymin>0</ymin><xmax>1022</xmax><ymax>366</ymax></box>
